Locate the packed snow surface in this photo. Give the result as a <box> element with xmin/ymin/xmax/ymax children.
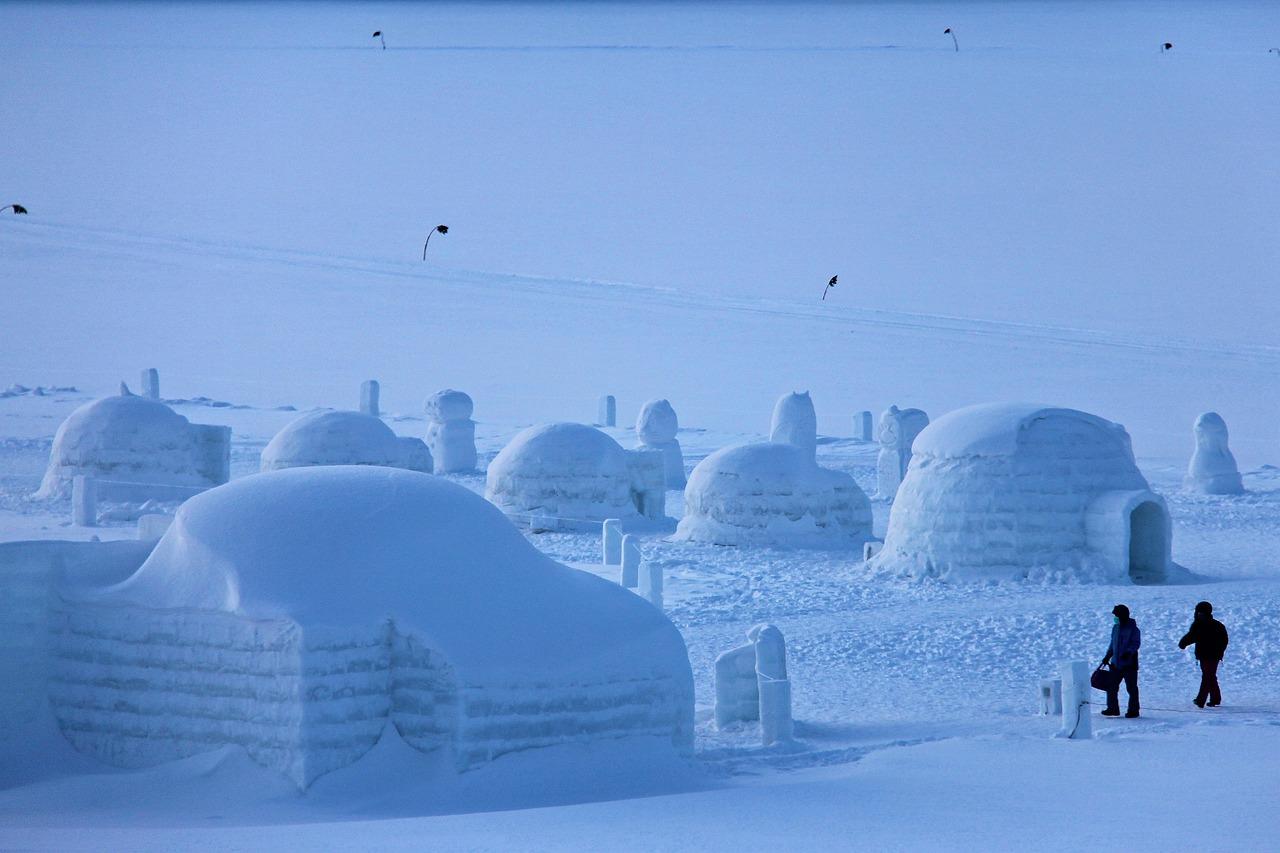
<box><xmin>260</xmin><ymin>410</ymin><xmax>431</xmax><ymax>473</ymax></box>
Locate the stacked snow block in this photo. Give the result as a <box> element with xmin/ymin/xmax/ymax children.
<box><xmin>875</xmin><ymin>404</ymin><xmax>1171</xmax><ymax>582</ymax></box>
<box><xmin>635</xmin><ymin>399</ymin><xmax>685</xmax><ymax>490</ymax></box>
<box><xmin>424</xmin><ymin>389</ymin><xmax>478</xmax><ymax>474</ymax></box>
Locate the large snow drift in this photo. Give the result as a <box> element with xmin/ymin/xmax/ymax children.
<box><xmin>260</xmin><ymin>410</ymin><xmax>431</xmax><ymax>473</ymax></box>
<box><xmin>871</xmin><ymin>403</ymin><xmax>1172</xmax><ymax>583</ymax></box>
<box><xmin>485</xmin><ymin>423</ymin><xmax>666</xmax><ymax>526</ymax></box>
<box><xmin>49</xmin><ymin>467</ymin><xmax>693</xmax><ymax>787</ymax></box>
<box><xmin>36</xmin><ymin>394</ymin><xmax>230</xmax><ymax>499</ymax></box>
<box><xmin>675</xmin><ymin>442</ymin><xmax>873</xmax><ymax>549</ymax></box>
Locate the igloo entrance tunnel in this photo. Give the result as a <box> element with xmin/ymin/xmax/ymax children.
<box><xmin>48</xmin><ymin>467</ymin><xmax>694</xmax><ymax>787</ymax></box>
<box><xmin>870</xmin><ymin>403</ymin><xmax>1172</xmax><ymax>583</ymax></box>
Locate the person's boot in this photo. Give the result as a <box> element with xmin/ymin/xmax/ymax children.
<box><xmin>1207</xmin><ymin>701</ymin><xmax>1220</xmax><ymax>707</ymax></box>
<box><xmin>1101</xmin><ymin>708</ymin><xmax>1120</xmax><ymax>716</ymax></box>
<box><xmin>1125</xmin><ymin>710</ymin><xmax>1140</xmax><ymax>718</ymax></box>
<box><xmin>1194</xmin><ymin>698</ymin><xmax>1206</xmax><ymax>708</ymax></box>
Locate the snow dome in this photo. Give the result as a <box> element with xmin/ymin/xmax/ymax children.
<box><xmin>486</xmin><ymin>423</ymin><xmax>666</xmax><ymax>527</ymax></box>
<box><xmin>870</xmin><ymin>403</ymin><xmax>1172</xmax><ymax>583</ymax></box>
<box><xmin>260</xmin><ymin>410</ymin><xmax>432</xmax><ymax>473</ymax></box>
<box><xmin>36</xmin><ymin>393</ymin><xmax>230</xmax><ymax>499</ymax></box>
<box><xmin>675</xmin><ymin>442</ymin><xmax>873</xmax><ymax>548</ymax></box>
<box><xmin>49</xmin><ymin>467</ymin><xmax>693</xmax><ymax>788</ymax></box>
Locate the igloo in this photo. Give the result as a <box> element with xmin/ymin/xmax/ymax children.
<box><xmin>486</xmin><ymin>423</ymin><xmax>666</xmax><ymax>527</ymax></box>
<box><xmin>636</xmin><ymin>398</ymin><xmax>685</xmax><ymax>489</ymax></box>
<box><xmin>424</xmin><ymin>389</ymin><xmax>478</xmax><ymax>474</ymax></box>
<box><xmin>46</xmin><ymin>467</ymin><xmax>694</xmax><ymax>788</ymax></box>
<box><xmin>1185</xmin><ymin>412</ymin><xmax>1244</xmax><ymax>495</ymax></box>
<box><xmin>261</xmin><ymin>410</ymin><xmax>432</xmax><ymax>473</ymax></box>
<box><xmin>676</xmin><ymin>392</ymin><xmax>872</xmax><ymax>548</ymax></box>
<box><xmin>870</xmin><ymin>403</ymin><xmax>1173</xmax><ymax>583</ymax></box>
<box><xmin>36</xmin><ymin>393</ymin><xmax>230</xmax><ymax>500</ymax></box>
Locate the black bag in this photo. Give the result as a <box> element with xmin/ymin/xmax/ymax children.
<box><xmin>1091</xmin><ymin>666</ymin><xmax>1120</xmax><ymax>691</ymax></box>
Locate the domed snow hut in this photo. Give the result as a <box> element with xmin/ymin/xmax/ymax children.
<box><xmin>36</xmin><ymin>393</ymin><xmax>230</xmax><ymax>499</ymax></box>
<box><xmin>486</xmin><ymin>423</ymin><xmax>666</xmax><ymax>528</ymax></box>
<box><xmin>261</xmin><ymin>410</ymin><xmax>431</xmax><ymax>473</ymax></box>
<box><xmin>48</xmin><ymin>467</ymin><xmax>694</xmax><ymax>788</ymax></box>
<box><xmin>676</xmin><ymin>392</ymin><xmax>873</xmax><ymax>549</ymax></box>
<box><xmin>870</xmin><ymin>403</ymin><xmax>1172</xmax><ymax>583</ymax></box>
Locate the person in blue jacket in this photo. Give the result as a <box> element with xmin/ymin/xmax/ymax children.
<box><xmin>1101</xmin><ymin>604</ymin><xmax>1141</xmax><ymax>718</ymax></box>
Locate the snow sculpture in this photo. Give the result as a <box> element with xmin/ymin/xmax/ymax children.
<box><xmin>36</xmin><ymin>393</ymin><xmax>231</xmax><ymax>500</ymax></box>
<box><xmin>1055</xmin><ymin>660</ymin><xmax>1092</xmax><ymax>740</ymax></box>
<box><xmin>424</xmin><ymin>389</ymin><xmax>477</xmax><ymax>474</ymax></box>
<box><xmin>140</xmin><ymin>368</ymin><xmax>160</xmax><ymax>400</ymax></box>
<box><xmin>713</xmin><ymin>624</ymin><xmax>793</xmax><ymax>745</ymax></box>
<box><xmin>870</xmin><ymin>403</ymin><xmax>1173</xmax><ymax>583</ymax></box>
<box><xmin>46</xmin><ymin>467</ymin><xmax>694</xmax><ymax>788</ymax></box>
<box><xmin>598</xmin><ymin>395</ymin><xmax>617</xmax><ymax>427</ymax></box>
<box><xmin>770</xmin><ymin>391</ymin><xmax>818</xmax><ymax>463</ymax></box>
<box><xmin>621</xmin><ymin>534</ymin><xmax>642</xmax><ymax>588</ymax></box>
<box><xmin>857</xmin><ymin>410</ymin><xmax>873</xmax><ymax>442</ymax></box>
<box><xmin>636</xmin><ymin>398</ymin><xmax>686</xmax><ymax>489</ymax></box>
<box><xmin>486</xmin><ymin>423</ymin><xmax>668</xmax><ymax>528</ymax></box>
<box><xmin>360</xmin><ymin>380</ymin><xmax>380</xmax><ymax>417</ymax></box>
<box><xmin>676</xmin><ymin>443</ymin><xmax>873</xmax><ymax>549</ymax></box>
<box><xmin>261</xmin><ymin>410</ymin><xmax>432</xmax><ymax>473</ymax></box>
<box><xmin>875</xmin><ymin>405</ymin><xmax>929</xmax><ymax>500</ymax></box>
<box><xmin>602</xmin><ymin>518</ymin><xmax>623</xmax><ymax>566</ymax></box>
<box><xmin>1185</xmin><ymin>412</ymin><xmax>1243</xmax><ymax>495</ymax></box>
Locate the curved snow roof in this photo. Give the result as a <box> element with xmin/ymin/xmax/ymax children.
<box><xmin>52</xmin><ymin>394</ymin><xmax>192</xmax><ymax>446</ymax></box>
<box><xmin>689</xmin><ymin>441</ymin><xmax>819</xmax><ymax>485</ymax></box>
<box><xmin>261</xmin><ymin>410</ymin><xmax>417</xmax><ymax>471</ymax></box>
<box><xmin>912</xmin><ymin>403</ymin><xmax>1132</xmax><ymax>459</ymax></box>
<box><xmin>488</xmin><ymin>422</ymin><xmax>629</xmax><ymax>478</ymax></box>
<box><xmin>100</xmin><ymin>466</ymin><xmax>685</xmax><ymax>677</ymax></box>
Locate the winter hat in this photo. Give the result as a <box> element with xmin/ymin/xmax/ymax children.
<box><xmin>1112</xmin><ymin>604</ymin><xmax>1130</xmax><ymax>620</ymax></box>
<box><xmin>1195</xmin><ymin>601</ymin><xmax>1213</xmax><ymax>615</ymax></box>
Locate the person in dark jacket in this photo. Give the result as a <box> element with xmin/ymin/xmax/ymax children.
<box><xmin>1101</xmin><ymin>604</ymin><xmax>1141</xmax><ymax>717</ymax></box>
<box><xmin>1178</xmin><ymin>600</ymin><xmax>1229</xmax><ymax>707</ymax></box>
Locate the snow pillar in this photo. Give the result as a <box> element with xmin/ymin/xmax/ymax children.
<box><xmin>598</xmin><ymin>395</ymin><xmax>616</xmax><ymax>427</ymax></box>
<box><xmin>639</xmin><ymin>559</ymin><xmax>663</xmax><ymax>609</ymax></box>
<box><xmin>1056</xmin><ymin>660</ymin><xmax>1092</xmax><ymax>740</ymax></box>
<box><xmin>857</xmin><ymin>410</ymin><xmax>873</xmax><ymax>441</ymax></box>
<box><xmin>137</xmin><ymin>513</ymin><xmax>173</xmax><ymax>540</ymax></box>
<box><xmin>1185</xmin><ymin>412</ymin><xmax>1243</xmax><ymax>495</ymax></box>
<box><xmin>753</xmin><ymin>624</ymin><xmax>793</xmax><ymax>745</ymax></box>
<box><xmin>1039</xmin><ymin>678</ymin><xmax>1063</xmax><ymax>715</ymax></box>
<box><xmin>424</xmin><ymin>390</ymin><xmax>477</xmax><ymax>473</ymax></box>
<box><xmin>620</xmin><ymin>534</ymin><xmax>641</xmax><ymax>588</ymax></box>
<box><xmin>636</xmin><ymin>399</ymin><xmax>686</xmax><ymax>489</ymax></box>
<box><xmin>140</xmin><ymin>368</ymin><xmax>160</xmax><ymax>400</ymax></box>
<box><xmin>360</xmin><ymin>380</ymin><xmax>380</xmax><ymax>417</ymax></box>
<box><xmin>876</xmin><ymin>405</ymin><xmax>929</xmax><ymax>500</ymax></box>
<box><xmin>602</xmin><ymin>519</ymin><xmax>623</xmax><ymax>566</ymax></box>
<box><xmin>72</xmin><ymin>476</ymin><xmax>96</xmax><ymax>527</ymax></box>
<box><xmin>770</xmin><ymin>392</ymin><xmax>817</xmax><ymax>463</ymax></box>
<box><xmin>714</xmin><ymin>643</ymin><xmax>758</xmax><ymax>728</ymax></box>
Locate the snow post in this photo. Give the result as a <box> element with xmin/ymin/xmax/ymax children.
<box><xmin>602</xmin><ymin>519</ymin><xmax>623</xmax><ymax>566</ymax></box>
<box><xmin>360</xmin><ymin>380</ymin><xmax>380</xmax><ymax>417</ymax></box>
<box><xmin>72</xmin><ymin>475</ymin><xmax>97</xmax><ymax>527</ymax></box>
<box><xmin>1039</xmin><ymin>678</ymin><xmax>1063</xmax><ymax>715</ymax></box>
<box><xmin>714</xmin><ymin>641</ymin><xmax>759</xmax><ymax>728</ymax></box>
<box><xmin>639</xmin><ymin>559</ymin><xmax>663</xmax><ymax>609</ymax></box>
<box><xmin>140</xmin><ymin>368</ymin><xmax>160</xmax><ymax>400</ymax></box>
<box><xmin>752</xmin><ymin>624</ymin><xmax>793</xmax><ymax>746</ymax></box>
<box><xmin>1056</xmin><ymin>660</ymin><xmax>1092</xmax><ymax>739</ymax></box>
<box><xmin>620</xmin><ymin>533</ymin><xmax>641</xmax><ymax>588</ymax></box>
<box><xmin>137</xmin><ymin>513</ymin><xmax>173</xmax><ymax>540</ymax></box>
<box><xmin>598</xmin><ymin>395</ymin><xmax>616</xmax><ymax>428</ymax></box>
<box><xmin>857</xmin><ymin>410</ymin><xmax>873</xmax><ymax>441</ymax></box>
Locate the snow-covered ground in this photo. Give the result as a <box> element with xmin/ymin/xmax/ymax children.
<box><xmin>3</xmin><ymin>1</ymin><xmax>1279</xmax><ymax>850</ymax></box>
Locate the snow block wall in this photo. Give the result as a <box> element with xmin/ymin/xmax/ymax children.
<box><xmin>261</xmin><ymin>410</ymin><xmax>432</xmax><ymax>473</ymax></box>
<box><xmin>45</xmin><ymin>468</ymin><xmax>693</xmax><ymax>787</ymax></box>
<box><xmin>486</xmin><ymin>423</ymin><xmax>670</xmax><ymax>527</ymax></box>
<box><xmin>36</xmin><ymin>394</ymin><xmax>231</xmax><ymax>499</ymax></box>
<box><xmin>871</xmin><ymin>403</ymin><xmax>1172</xmax><ymax>582</ymax></box>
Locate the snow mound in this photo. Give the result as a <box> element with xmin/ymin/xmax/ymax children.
<box><xmin>52</xmin><ymin>467</ymin><xmax>693</xmax><ymax>787</ymax></box>
<box><xmin>260</xmin><ymin>410</ymin><xmax>431</xmax><ymax>473</ymax></box>
<box><xmin>486</xmin><ymin>423</ymin><xmax>665</xmax><ymax>525</ymax></box>
<box><xmin>871</xmin><ymin>403</ymin><xmax>1173</xmax><ymax>583</ymax></box>
<box><xmin>35</xmin><ymin>394</ymin><xmax>229</xmax><ymax>499</ymax></box>
<box><xmin>675</xmin><ymin>442</ymin><xmax>873</xmax><ymax>549</ymax></box>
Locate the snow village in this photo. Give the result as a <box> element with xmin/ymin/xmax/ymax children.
<box><xmin>2</xmin><ymin>2</ymin><xmax>1278</xmax><ymax>850</ymax></box>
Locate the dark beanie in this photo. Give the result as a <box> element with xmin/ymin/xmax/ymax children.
<box><xmin>1112</xmin><ymin>604</ymin><xmax>1130</xmax><ymax>620</ymax></box>
<box><xmin>1195</xmin><ymin>601</ymin><xmax>1213</xmax><ymax>615</ymax></box>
